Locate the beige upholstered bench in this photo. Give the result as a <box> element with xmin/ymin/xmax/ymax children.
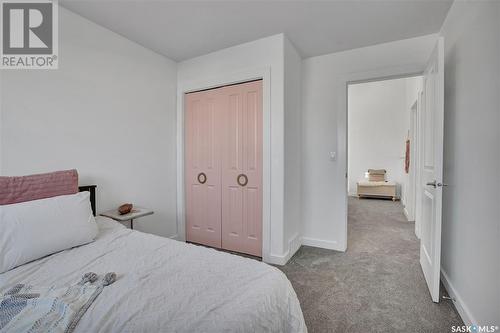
<box><xmin>357</xmin><ymin>181</ymin><xmax>398</xmax><ymax>201</ymax></box>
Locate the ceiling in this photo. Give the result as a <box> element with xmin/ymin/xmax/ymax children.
<box><xmin>60</xmin><ymin>0</ymin><xmax>453</xmax><ymax>62</ymax></box>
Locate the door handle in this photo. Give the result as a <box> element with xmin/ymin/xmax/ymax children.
<box><xmin>426</xmin><ymin>181</ymin><xmax>448</xmax><ymax>188</ymax></box>
<box><xmin>197</xmin><ymin>172</ymin><xmax>207</xmax><ymax>184</ymax></box>
<box><xmin>237</xmin><ymin>174</ymin><xmax>248</xmax><ymax>187</ymax></box>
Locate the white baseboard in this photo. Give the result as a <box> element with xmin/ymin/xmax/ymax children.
<box><xmin>267</xmin><ymin>233</ymin><xmax>302</xmax><ymax>266</ymax></box>
<box><xmin>403</xmin><ymin>207</ymin><xmax>415</xmax><ymax>222</ymax></box>
<box><xmin>441</xmin><ymin>268</ymin><xmax>476</xmax><ymax>325</ymax></box>
<box><xmin>403</xmin><ymin>207</ymin><xmax>410</xmax><ymax>221</ymax></box>
<box><xmin>301</xmin><ymin>237</ymin><xmax>345</xmax><ymax>252</ymax></box>
<box><xmin>289</xmin><ymin>233</ymin><xmax>302</xmax><ymax>259</ymax></box>
<box><xmin>173</xmin><ymin>233</ymin><xmax>301</xmax><ymax>266</ymax></box>
<box><xmin>267</xmin><ymin>254</ymin><xmax>288</xmax><ymax>266</ymax></box>
<box><xmin>174</xmin><ymin>233</ymin><xmax>342</xmax><ymax>265</ymax></box>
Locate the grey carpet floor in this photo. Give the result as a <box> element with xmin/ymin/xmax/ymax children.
<box><xmin>278</xmin><ymin>197</ymin><xmax>463</xmax><ymax>333</ymax></box>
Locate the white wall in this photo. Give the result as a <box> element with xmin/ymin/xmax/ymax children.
<box><xmin>177</xmin><ymin>34</ymin><xmax>289</xmax><ymax>263</ymax></box>
<box><xmin>301</xmin><ymin>34</ymin><xmax>437</xmax><ymax>251</ymax></box>
<box><xmin>283</xmin><ymin>37</ymin><xmax>302</xmax><ymax>258</ymax></box>
<box><xmin>0</xmin><ymin>7</ymin><xmax>178</xmax><ymax>238</ymax></box>
<box><xmin>439</xmin><ymin>0</ymin><xmax>500</xmax><ymax>326</ymax></box>
<box><xmin>348</xmin><ymin>77</ymin><xmax>417</xmax><ymax>197</ymax></box>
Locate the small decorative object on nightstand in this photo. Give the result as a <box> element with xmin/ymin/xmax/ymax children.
<box><xmin>118</xmin><ymin>203</ymin><xmax>133</xmax><ymax>215</ymax></box>
<box><xmin>101</xmin><ymin>206</ymin><xmax>154</xmax><ymax>230</ymax></box>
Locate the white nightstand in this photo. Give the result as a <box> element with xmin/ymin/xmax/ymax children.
<box><xmin>100</xmin><ymin>207</ymin><xmax>154</xmax><ymax>229</ymax></box>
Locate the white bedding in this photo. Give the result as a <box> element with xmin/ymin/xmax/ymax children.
<box><xmin>0</xmin><ymin>217</ymin><xmax>306</xmax><ymax>333</ymax></box>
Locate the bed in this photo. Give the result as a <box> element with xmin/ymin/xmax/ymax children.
<box><xmin>357</xmin><ymin>180</ymin><xmax>398</xmax><ymax>201</ymax></box>
<box><xmin>0</xmin><ymin>184</ymin><xmax>306</xmax><ymax>332</ymax></box>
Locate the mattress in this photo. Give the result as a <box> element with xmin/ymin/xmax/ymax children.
<box><xmin>0</xmin><ymin>217</ymin><xmax>306</xmax><ymax>333</ymax></box>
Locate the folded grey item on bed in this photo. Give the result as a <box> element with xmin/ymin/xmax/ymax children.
<box><xmin>0</xmin><ymin>272</ymin><xmax>116</xmax><ymax>333</ymax></box>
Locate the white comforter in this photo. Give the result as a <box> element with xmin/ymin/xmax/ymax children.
<box><xmin>0</xmin><ymin>217</ymin><xmax>306</xmax><ymax>333</ymax></box>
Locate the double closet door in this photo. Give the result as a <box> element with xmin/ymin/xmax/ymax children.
<box><xmin>185</xmin><ymin>80</ymin><xmax>263</xmax><ymax>257</ymax></box>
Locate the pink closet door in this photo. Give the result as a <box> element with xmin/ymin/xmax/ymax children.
<box><xmin>185</xmin><ymin>90</ymin><xmax>222</xmax><ymax>248</ymax></box>
<box><xmin>221</xmin><ymin>80</ymin><xmax>263</xmax><ymax>257</ymax></box>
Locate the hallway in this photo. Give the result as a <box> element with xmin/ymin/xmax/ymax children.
<box><xmin>279</xmin><ymin>197</ymin><xmax>463</xmax><ymax>332</ymax></box>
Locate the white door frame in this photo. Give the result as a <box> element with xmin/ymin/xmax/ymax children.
<box><xmin>407</xmin><ymin>99</ymin><xmax>418</xmax><ymax>222</ymax></box>
<box><xmin>176</xmin><ymin>67</ymin><xmax>272</xmax><ymax>263</ymax></box>
<box><xmin>415</xmin><ymin>90</ymin><xmax>424</xmax><ymax>239</ymax></box>
<box><xmin>413</xmin><ymin>86</ymin><xmax>424</xmax><ymax>239</ymax></box>
<box><xmin>340</xmin><ymin>64</ymin><xmax>424</xmax><ymax>251</ymax></box>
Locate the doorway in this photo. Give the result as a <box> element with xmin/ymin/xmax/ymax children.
<box><xmin>346</xmin><ymin>76</ymin><xmax>424</xmax><ymax>255</ymax></box>
<box><xmin>342</xmin><ymin>38</ymin><xmax>445</xmax><ymax>303</ymax></box>
<box><xmin>347</xmin><ymin>76</ymin><xmax>422</xmax><ymax>211</ymax></box>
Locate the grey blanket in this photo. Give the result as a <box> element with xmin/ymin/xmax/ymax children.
<box><xmin>0</xmin><ymin>272</ymin><xmax>116</xmax><ymax>333</ymax></box>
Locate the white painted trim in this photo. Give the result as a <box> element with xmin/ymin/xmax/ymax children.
<box><xmin>403</xmin><ymin>207</ymin><xmax>410</xmax><ymax>221</ymax></box>
<box><xmin>441</xmin><ymin>268</ymin><xmax>476</xmax><ymax>326</ymax></box>
<box><xmin>288</xmin><ymin>233</ymin><xmax>302</xmax><ymax>260</ymax></box>
<box><xmin>414</xmin><ymin>89</ymin><xmax>424</xmax><ymax>240</ymax></box>
<box><xmin>340</xmin><ymin>64</ymin><xmax>425</xmax><ymax>251</ymax></box>
<box><xmin>270</xmin><ymin>233</ymin><xmax>302</xmax><ymax>265</ymax></box>
<box><xmin>301</xmin><ymin>237</ymin><xmax>343</xmax><ymax>251</ymax></box>
<box><xmin>0</xmin><ymin>70</ymin><xmax>3</xmax><ymax>175</ymax></box>
<box><xmin>405</xmin><ymin>99</ymin><xmax>419</xmax><ymax>223</ymax></box>
<box><xmin>176</xmin><ymin>67</ymin><xmax>273</xmax><ymax>263</ymax></box>
<box><xmin>266</xmin><ymin>254</ymin><xmax>288</xmax><ymax>266</ymax></box>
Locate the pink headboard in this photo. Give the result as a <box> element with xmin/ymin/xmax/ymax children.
<box><xmin>0</xmin><ymin>169</ymin><xmax>79</xmax><ymax>205</ymax></box>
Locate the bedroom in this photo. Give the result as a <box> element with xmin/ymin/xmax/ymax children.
<box><xmin>1</xmin><ymin>1</ymin><xmax>499</xmax><ymax>332</ymax></box>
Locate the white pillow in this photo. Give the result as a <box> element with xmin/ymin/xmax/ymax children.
<box><xmin>0</xmin><ymin>192</ymin><xmax>98</xmax><ymax>273</ymax></box>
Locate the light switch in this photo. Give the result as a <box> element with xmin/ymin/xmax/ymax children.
<box><xmin>329</xmin><ymin>151</ymin><xmax>336</xmax><ymax>161</ymax></box>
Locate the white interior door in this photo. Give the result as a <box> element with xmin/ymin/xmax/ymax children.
<box><xmin>419</xmin><ymin>37</ymin><xmax>445</xmax><ymax>303</ymax></box>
